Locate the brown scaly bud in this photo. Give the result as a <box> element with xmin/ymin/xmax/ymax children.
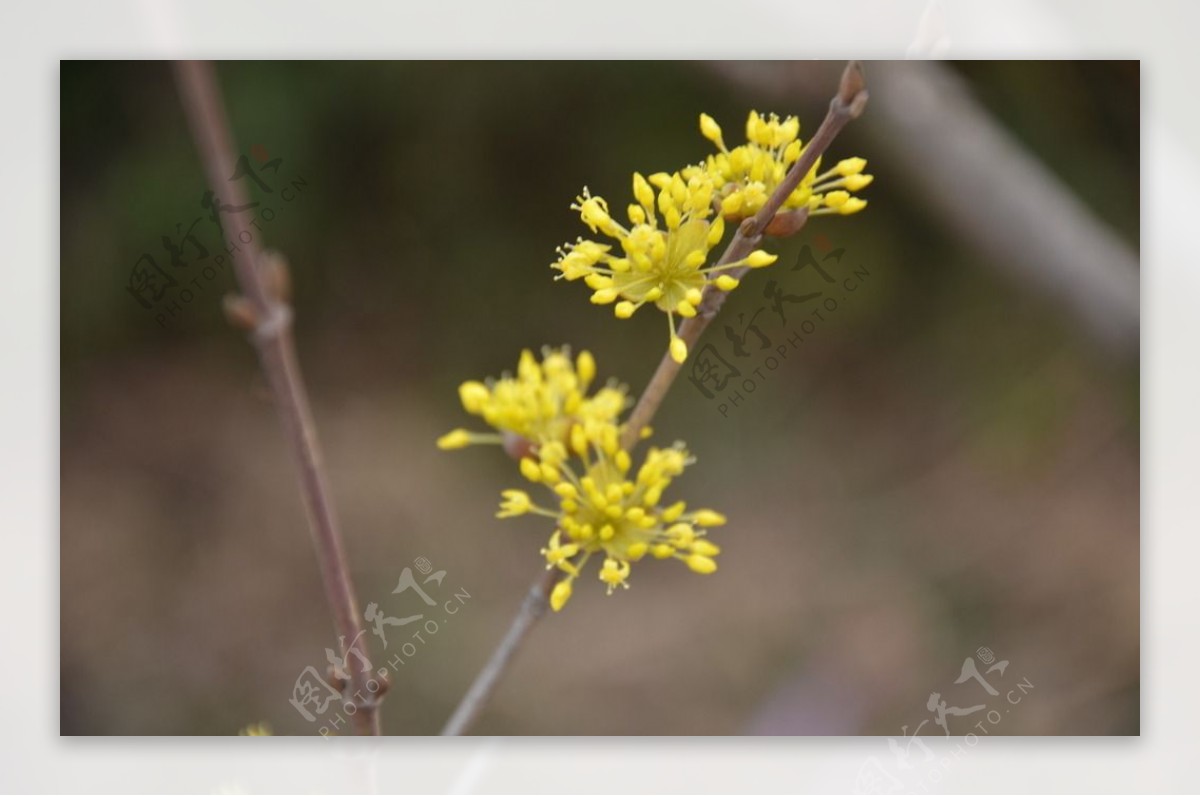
<box><xmin>764</xmin><ymin>208</ymin><xmax>811</xmax><ymax>238</ymax></box>
<box><xmin>325</xmin><ymin>665</ymin><xmax>348</xmax><ymax>693</ymax></box>
<box><xmin>837</xmin><ymin>60</ymin><xmax>869</xmax><ymax>118</ymax></box>
<box><xmin>502</xmin><ymin>430</ymin><xmax>537</xmax><ymax>462</ymax></box>
<box><xmin>222</xmin><ymin>293</ymin><xmax>258</xmax><ymax>331</ymax></box>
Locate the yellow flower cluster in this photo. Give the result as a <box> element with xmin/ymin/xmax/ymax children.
<box><xmin>238</xmin><ymin>722</ymin><xmax>272</xmax><ymax>736</ymax></box>
<box><xmin>553</xmin><ymin>174</ymin><xmax>777</xmax><ymax>365</ymax></box>
<box><xmin>439</xmin><ymin>350</ymin><xmax>725</xmax><ymax>612</ymax></box>
<box><xmin>552</xmin><ymin>110</ymin><xmax>872</xmax><ymax>364</ymax></box>
<box><xmin>697</xmin><ymin>110</ymin><xmax>872</xmax><ymax>220</ymax></box>
<box><xmin>499</xmin><ymin>416</ymin><xmax>724</xmax><ymax>612</ymax></box>
<box><xmin>437</xmin><ymin>347</ymin><xmax>627</xmax><ymax>452</ymax></box>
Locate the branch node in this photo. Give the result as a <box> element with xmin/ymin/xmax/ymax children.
<box><xmin>222</xmin><ymin>293</ymin><xmax>258</xmax><ymax>331</ymax></box>
<box><xmin>251</xmin><ymin>304</ymin><xmax>293</xmax><ymax>344</ymax></box>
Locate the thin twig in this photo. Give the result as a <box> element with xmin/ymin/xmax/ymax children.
<box><xmin>173</xmin><ymin>60</ymin><xmax>382</xmax><ymax>736</ymax></box>
<box><xmin>440</xmin><ymin>567</ymin><xmax>558</xmax><ymax>736</ymax></box>
<box><xmin>441</xmin><ymin>62</ymin><xmax>869</xmax><ymax>736</ymax></box>
<box><xmin>621</xmin><ymin>61</ymin><xmax>867</xmax><ymax>449</ymax></box>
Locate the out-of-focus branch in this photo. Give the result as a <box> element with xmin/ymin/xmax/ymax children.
<box><xmin>440</xmin><ymin>62</ymin><xmax>869</xmax><ymax>736</ymax></box>
<box><xmin>173</xmin><ymin>61</ymin><xmax>383</xmax><ymax>736</ymax></box>
<box><xmin>709</xmin><ymin>60</ymin><xmax>1139</xmax><ymax>356</ymax></box>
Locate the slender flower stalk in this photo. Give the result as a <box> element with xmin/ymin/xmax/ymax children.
<box><xmin>442</xmin><ymin>61</ymin><xmax>870</xmax><ymax>736</ymax></box>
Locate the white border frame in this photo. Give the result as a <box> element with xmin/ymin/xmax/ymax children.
<box><xmin>9</xmin><ymin>0</ymin><xmax>1194</xmax><ymax>791</ymax></box>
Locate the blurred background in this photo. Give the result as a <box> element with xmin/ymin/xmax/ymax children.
<box><xmin>60</xmin><ymin>60</ymin><xmax>1138</xmax><ymax>736</ymax></box>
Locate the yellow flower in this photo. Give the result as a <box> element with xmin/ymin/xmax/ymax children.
<box><xmin>437</xmin><ymin>347</ymin><xmax>628</xmax><ymax>452</ymax></box>
<box><xmin>697</xmin><ymin>110</ymin><xmax>872</xmax><ymax>221</ymax></box>
<box><xmin>552</xmin><ymin>173</ymin><xmax>776</xmax><ymax>364</ymax></box>
<box><xmin>238</xmin><ymin>722</ymin><xmax>272</xmax><ymax>736</ymax></box>
<box><xmin>503</xmin><ymin>417</ymin><xmax>725</xmax><ymax>611</ymax></box>
<box><xmin>496</xmin><ymin>489</ymin><xmax>534</xmax><ymax>518</ymax></box>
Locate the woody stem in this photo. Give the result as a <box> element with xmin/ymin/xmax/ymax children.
<box><xmin>620</xmin><ymin>61</ymin><xmax>868</xmax><ymax>450</ymax></box>
<box><xmin>441</xmin><ymin>61</ymin><xmax>868</xmax><ymax>736</ymax></box>
<box><xmin>173</xmin><ymin>60</ymin><xmax>382</xmax><ymax>736</ymax></box>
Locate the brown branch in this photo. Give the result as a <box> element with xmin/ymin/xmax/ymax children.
<box><xmin>172</xmin><ymin>60</ymin><xmax>382</xmax><ymax>736</ymax></box>
<box><xmin>621</xmin><ymin>61</ymin><xmax>867</xmax><ymax>449</ymax></box>
<box><xmin>440</xmin><ymin>567</ymin><xmax>558</xmax><ymax>736</ymax></box>
<box><xmin>440</xmin><ymin>62</ymin><xmax>869</xmax><ymax>736</ymax></box>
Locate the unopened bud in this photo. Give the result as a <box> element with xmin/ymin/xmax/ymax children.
<box><xmin>837</xmin><ymin>60</ymin><xmax>867</xmax><ymax>114</ymax></box>
<box><xmin>764</xmin><ymin>208</ymin><xmax>810</xmax><ymax>238</ymax></box>
<box><xmin>222</xmin><ymin>293</ymin><xmax>258</xmax><ymax>330</ymax></box>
